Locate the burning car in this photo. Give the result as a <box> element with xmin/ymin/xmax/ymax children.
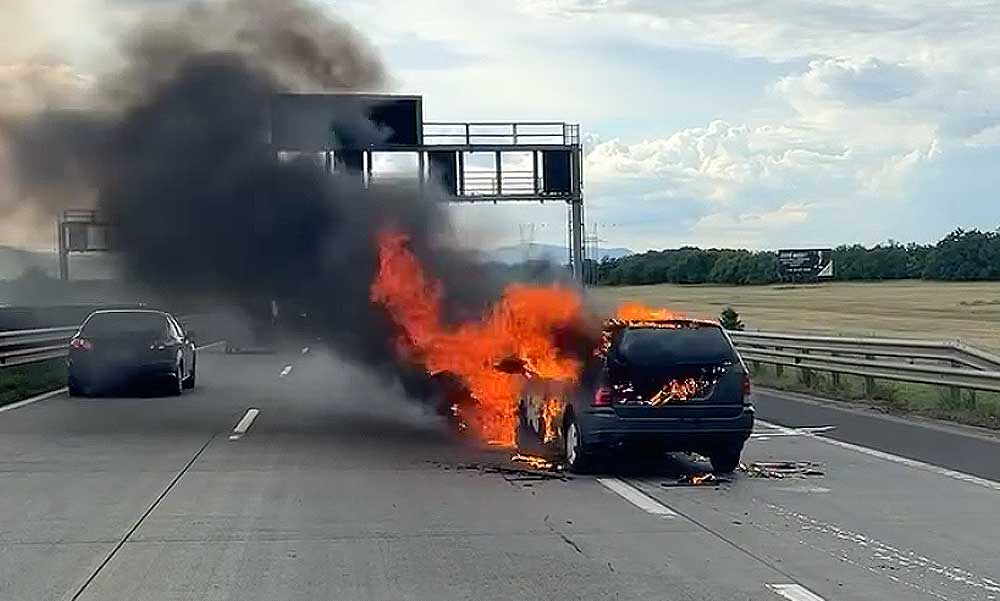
<box><xmin>515</xmin><ymin>317</ymin><xmax>754</xmax><ymax>473</ymax></box>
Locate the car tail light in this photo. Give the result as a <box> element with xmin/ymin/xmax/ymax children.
<box><xmin>70</xmin><ymin>338</ymin><xmax>92</xmax><ymax>351</ymax></box>
<box><xmin>742</xmin><ymin>373</ymin><xmax>752</xmax><ymax>396</ymax></box>
<box><xmin>593</xmin><ymin>385</ymin><xmax>612</xmax><ymax>406</ymax></box>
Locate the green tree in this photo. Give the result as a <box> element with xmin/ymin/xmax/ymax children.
<box><xmin>719</xmin><ymin>307</ymin><xmax>744</xmax><ymax>331</ymax></box>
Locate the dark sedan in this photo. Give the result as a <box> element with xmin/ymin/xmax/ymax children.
<box><xmin>68</xmin><ymin>310</ymin><xmax>197</xmax><ymax>397</ymax></box>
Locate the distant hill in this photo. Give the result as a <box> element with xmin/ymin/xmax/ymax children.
<box><xmin>488</xmin><ymin>243</ymin><xmax>633</xmax><ymax>265</ymax></box>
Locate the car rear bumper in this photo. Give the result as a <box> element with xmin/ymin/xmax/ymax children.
<box><xmin>68</xmin><ymin>359</ymin><xmax>177</xmax><ymax>385</ymax></box>
<box><xmin>579</xmin><ymin>405</ymin><xmax>755</xmax><ymax>451</ymax></box>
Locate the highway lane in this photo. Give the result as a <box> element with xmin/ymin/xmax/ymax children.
<box><xmin>754</xmin><ymin>389</ymin><xmax>1000</xmax><ymax>482</ymax></box>
<box><xmin>0</xmin><ymin>348</ymin><xmax>998</xmax><ymax>601</ymax></box>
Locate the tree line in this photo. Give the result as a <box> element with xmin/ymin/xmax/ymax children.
<box><xmin>592</xmin><ymin>228</ymin><xmax>1000</xmax><ymax>286</ymax></box>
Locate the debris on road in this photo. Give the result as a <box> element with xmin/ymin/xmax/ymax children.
<box><xmin>741</xmin><ymin>461</ymin><xmax>825</xmax><ymax>479</ymax></box>
<box><xmin>663</xmin><ymin>472</ymin><xmax>732</xmax><ymax>487</ymax></box>
<box><xmin>510</xmin><ymin>453</ymin><xmax>560</xmax><ymax>471</ymax></box>
<box><xmin>428</xmin><ymin>459</ymin><xmax>570</xmax><ymax>481</ymax></box>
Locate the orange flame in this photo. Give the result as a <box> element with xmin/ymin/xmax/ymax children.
<box><xmin>690</xmin><ymin>473</ymin><xmax>714</xmax><ymax>485</ymax></box>
<box><xmin>541</xmin><ymin>397</ymin><xmax>563</xmax><ymax>444</ymax></box>
<box><xmin>371</xmin><ymin>229</ymin><xmax>584</xmax><ymax>446</ymax></box>
<box><xmin>615</xmin><ymin>301</ymin><xmax>685</xmax><ymax>322</ymax></box>
<box><xmin>649</xmin><ymin>378</ymin><xmax>701</xmax><ymax>406</ymax></box>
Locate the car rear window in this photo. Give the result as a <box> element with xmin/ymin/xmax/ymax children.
<box><xmin>82</xmin><ymin>312</ymin><xmax>170</xmax><ymax>337</ymax></box>
<box><xmin>613</xmin><ymin>325</ymin><xmax>736</xmax><ymax>366</ymax></box>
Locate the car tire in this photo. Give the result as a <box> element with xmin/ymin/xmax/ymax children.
<box><xmin>563</xmin><ymin>413</ymin><xmax>592</xmax><ymax>474</ymax></box>
<box><xmin>68</xmin><ymin>376</ymin><xmax>87</xmax><ymax>398</ymax></box>
<box><xmin>709</xmin><ymin>445</ymin><xmax>743</xmax><ymax>474</ymax></box>
<box><xmin>165</xmin><ymin>363</ymin><xmax>183</xmax><ymax>397</ymax></box>
<box><xmin>183</xmin><ymin>361</ymin><xmax>196</xmax><ymax>390</ymax></box>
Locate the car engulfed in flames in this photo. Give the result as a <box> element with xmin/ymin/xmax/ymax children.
<box><xmin>370</xmin><ymin>229</ymin><xmax>747</xmax><ymax>467</ymax></box>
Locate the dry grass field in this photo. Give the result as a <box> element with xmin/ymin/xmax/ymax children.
<box><xmin>588</xmin><ymin>280</ymin><xmax>1000</xmax><ymax>351</ymax></box>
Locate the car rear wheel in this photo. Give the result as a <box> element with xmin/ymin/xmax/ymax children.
<box><xmin>68</xmin><ymin>376</ymin><xmax>88</xmax><ymax>398</ymax></box>
<box><xmin>563</xmin><ymin>413</ymin><xmax>592</xmax><ymax>473</ymax></box>
<box><xmin>183</xmin><ymin>360</ymin><xmax>196</xmax><ymax>389</ymax></box>
<box><xmin>709</xmin><ymin>444</ymin><xmax>743</xmax><ymax>473</ymax></box>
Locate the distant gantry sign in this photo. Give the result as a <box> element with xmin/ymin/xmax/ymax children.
<box><xmin>777</xmin><ymin>249</ymin><xmax>834</xmax><ymax>282</ymax></box>
<box><xmin>270</xmin><ymin>93</ymin><xmax>423</xmax><ymax>151</ymax></box>
<box><xmin>57</xmin><ymin>93</ymin><xmax>587</xmax><ymax>282</ymax></box>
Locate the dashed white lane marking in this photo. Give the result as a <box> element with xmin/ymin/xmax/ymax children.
<box><xmin>0</xmin><ymin>387</ymin><xmax>68</xmax><ymax>414</ymax></box>
<box><xmin>597</xmin><ymin>478</ymin><xmax>678</xmax><ymax>517</ymax></box>
<box><xmin>766</xmin><ymin>583</ymin><xmax>827</xmax><ymax>601</ymax></box>
<box><xmin>301</xmin><ymin>346</ymin><xmax>310</xmax><ymax>354</ymax></box>
<box><xmin>757</xmin><ymin>419</ymin><xmax>1000</xmax><ymax>492</ymax></box>
<box><xmin>279</xmin><ymin>365</ymin><xmax>293</xmax><ymax>378</ymax></box>
<box><xmin>752</xmin><ymin>425</ymin><xmax>835</xmax><ymax>439</ymax></box>
<box><xmin>228</xmin><ymin>408</ymin><xmax>260</xmax><ymax>440</ymax></box>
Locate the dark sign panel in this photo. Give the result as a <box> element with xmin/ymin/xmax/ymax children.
<box><xmin>270</xmin><ymin>94</ymin><xmax>423</xmax><ymax>151</ymax></box>
<box><xmin>777</xmin><ymin>249</ymin><xmax>834</xmax><ymax>281</ymax></box>
<box><xmin>542</xmin><ymin>150</ymin><xmax>572</xmax><ymax>195</ymax></box>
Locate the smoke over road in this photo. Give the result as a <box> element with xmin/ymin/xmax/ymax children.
<box><xmin>0</xmin><ymin>0</ymin><xmax>532</xmax><ymax>384</ymax></box>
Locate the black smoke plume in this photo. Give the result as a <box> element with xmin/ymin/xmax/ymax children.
<box><xmin>1</xmin><ymin>0</ymin><xmax>515</xmax><ymax>379</ymax></box>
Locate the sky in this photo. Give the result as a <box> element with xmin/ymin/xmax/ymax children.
<box><xmin>330</xmin><ymin>0</ymin><xmax>1000</xmax><ymax>252</ymax></box>
<box><xmin>1</xmin><ymin>0</ymin><xmax>998</xmax><ymax>252</ymax></box>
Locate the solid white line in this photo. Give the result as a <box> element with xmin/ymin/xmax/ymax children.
<box><xmin>0</xmin><ymin>387</ymin><xmax>68</xmax><ymax>414</ymax></box>
<box><xmin>757</xmin><ymin>419</ymin><xmax>1000</xmax><ymax>492</ymax></box>
<box><xmin>195</xmin><ymin>340</ymin><xmax>226</xmax><ymax>351</ymax></box>
<box><xmin>279</xmin><ymin>365</ymin><xmax>293</xmax><ymax>377</ymax></box>
<box><xmin>229</xmin><ymin>408</ymin><xmax>259</xmax><ymax>441</ymax></box>
<box><xmin>766</xmin><ymin>583</ymin><xmax>827</xmax><ymax>601</ymax></box>
<box><xmin>597</xmin><ymin>478</ymin><xmax>678</xmax><ymax>517</ymax></box>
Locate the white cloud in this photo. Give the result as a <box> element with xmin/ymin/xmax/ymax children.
<box><xmin>521</xmin><ymin>1</ymin><xmax>1000</xmax><ymax>69</ymax></box>
<box><xmin>966</xmin><ymin>125</ymin><xmax>1000</xmax><ymax>148</ymax></box>
<box><xmin>585</xmin><ymin>120</ymin><xmax>853</xmax><ymax>205</ymax></box>
<box><xmin>689</xmin><ymin>202</ymin><xmax>810</xmax><ymax>247</ymax></box>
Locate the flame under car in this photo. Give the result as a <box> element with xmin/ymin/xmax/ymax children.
<box><xmin>516</xmin><ymin>318</ymin><xmax>754</xmax><ymax>473</ymax></box>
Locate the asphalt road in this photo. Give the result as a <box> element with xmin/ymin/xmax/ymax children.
<box><xmin>2</xmin><ymin>348</ymin><xmax>999</xmax><ymax>601</ymax></box>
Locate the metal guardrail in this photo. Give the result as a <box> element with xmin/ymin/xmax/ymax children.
<box><xmin>6</xmin><ymin>318</ymin><xmax>1000</xmax><ymax>396</ymax></box>
<box><xmin>0</xmin><ymin>326</ymin><xmax>79</xmax><ymax>368</ymax></box>
<box><xmin>0</xmin><ymin>315</ymin><xmax>215</xmax><ymax>369</ymax></box>
<box><xmin>730</xmin><ymin>330</ymin><xmax>1000</xmax><ymax>395</ymax></box>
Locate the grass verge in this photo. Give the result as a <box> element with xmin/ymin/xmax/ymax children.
<box><xmin>590</xmin><ymin>280</ymin><xmax>1000</xmax><ymax>351</ymax></box>
<box><xmin>749</xmin><ymin>363</ymin><xmax>1000</xmax><ymax>430</ymax></box>
<box><xmin>0</xmin><ymin>359</ymin><xmax>67</xmax><ymax>408</ymax></box>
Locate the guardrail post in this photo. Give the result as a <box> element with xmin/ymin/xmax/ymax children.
<box><xmin>830</xmin><ymin>352</ymin><xmax>841</xmax><ymax>388</ymax></box>
<box><xmin>800</xmin><ymin>349</ymin><xmax>813</xmax><ymax>388</ymax></box>
<box><xmin>949</xmin><ymin>386</ymin><xmax>961</xmax><ymax>406</ymax></box>
<box><xmin>774</xmin><ymin>347</ymin><xmax>783</xmax><ymax>378</ymax></box>
<box><xmin>864</xmin><ymin>354</ymin><xmax>875</xmax><ymax>399</ymax></box>
<box><xmin>948</xmin><ymin>360</ymin><xmax>962</xmax><ymax>407</ymax></box>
